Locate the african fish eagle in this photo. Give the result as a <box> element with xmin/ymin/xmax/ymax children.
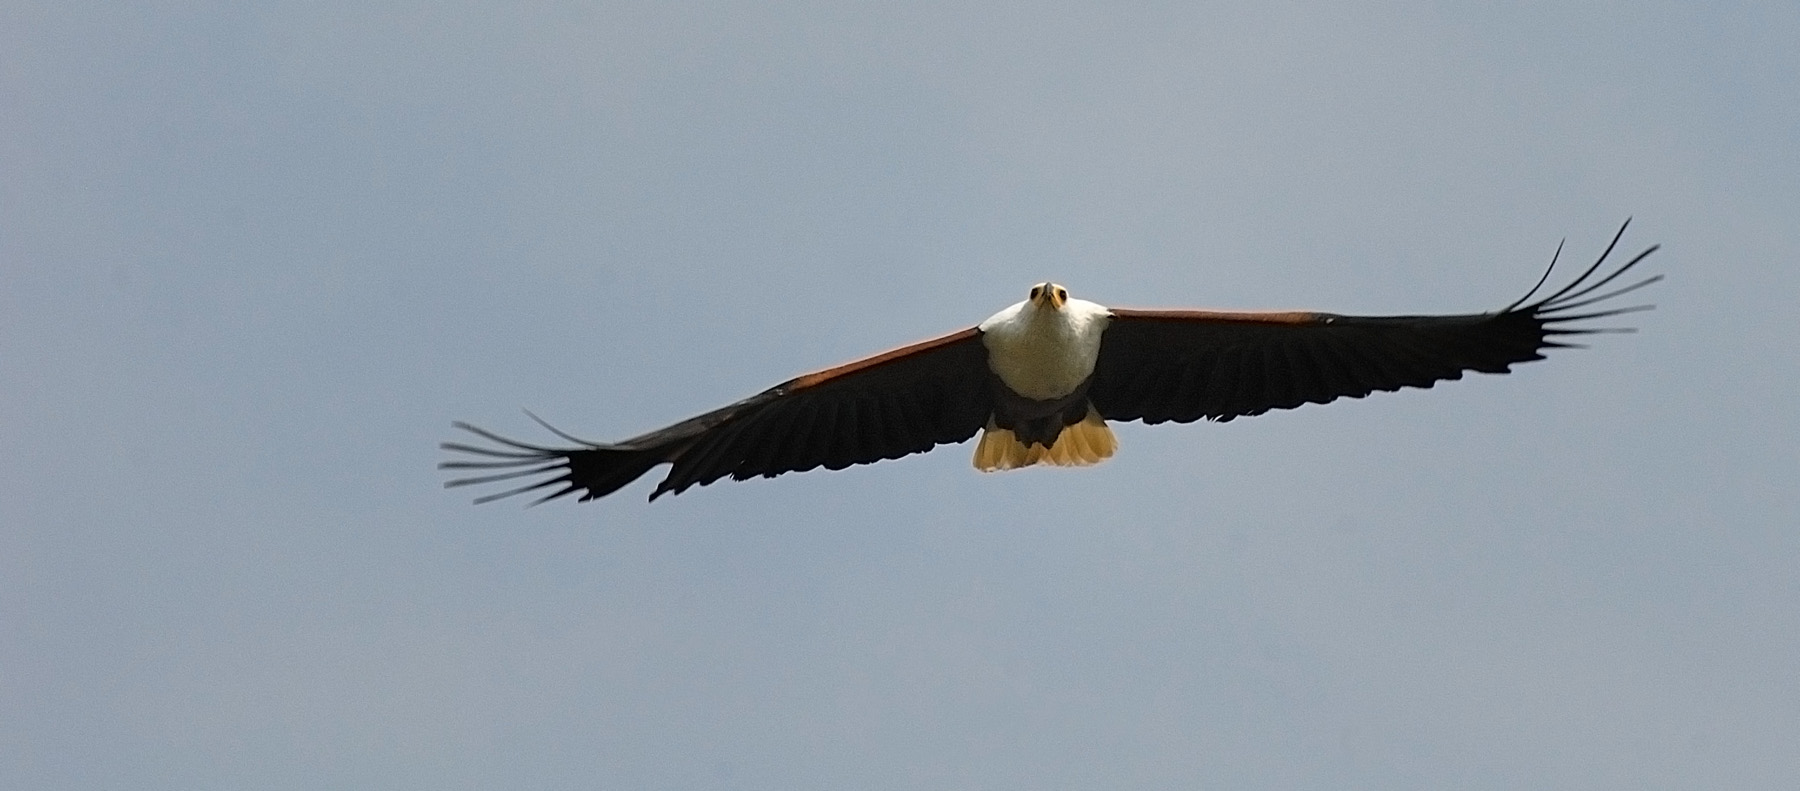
<box><xmin>443</xmin><ymin>223</ymin><xmax>1658</xmax><ymax>504</ymax></box>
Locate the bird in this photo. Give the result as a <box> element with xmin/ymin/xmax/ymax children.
<box><xmin>442</xmin><ymin>222</ymin><xmax>1658</xmax><ymax>505</ymax></box>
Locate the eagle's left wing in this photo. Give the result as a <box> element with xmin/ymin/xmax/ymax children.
<box><xmin>1089</xmin><ymin>223</ymin><xmax>1659</xmax><ymax>425</ymax></box>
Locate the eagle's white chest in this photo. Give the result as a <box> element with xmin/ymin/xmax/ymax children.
<box><xmin>977</xmin><ymin>298</ymin><xmax>1111</xmax><ymax>400</ymax></box>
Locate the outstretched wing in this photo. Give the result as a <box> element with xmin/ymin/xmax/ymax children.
<box><xmin>441</xmin><ymin>328</ymin><xmax>993</xmax><ymax>504</ymax></box>
<box><xmin>1089</xmin><ymin>222</ymin><xmax>1660</xmax><ymax>424</ymax></box>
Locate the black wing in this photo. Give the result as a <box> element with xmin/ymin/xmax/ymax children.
<box><xmin>442</xmin><ymin>328</ymin><xmax>993</xmax><ymax>504</ymax></box>
<box><xmin>1089</xmin><ymin>222</ymin><xmax>1660</xmax><ymax>424</ymax></box>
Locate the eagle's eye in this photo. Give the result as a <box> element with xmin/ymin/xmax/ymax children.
<box><xmin>1029</xmin><ymin>286</ymin><xmax>1042</xmax><ymax>300</ymax></box>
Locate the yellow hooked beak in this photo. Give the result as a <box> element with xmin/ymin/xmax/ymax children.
<box><xmin>1030</xmin><ymin>282</ymin><xmax>1069</xmax><ymax>309</ymax></box>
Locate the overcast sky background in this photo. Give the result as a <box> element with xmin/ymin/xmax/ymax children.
<box><xmin>4</xmin><ymin>2</ymin><xmax>1797</xmax><ymax>788</ymax></box>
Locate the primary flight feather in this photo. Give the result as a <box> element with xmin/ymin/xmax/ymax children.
<box><xmin>443</xmin><ymin>222</ymin><xmax>1659</xmax><ymax>504</ymax></box>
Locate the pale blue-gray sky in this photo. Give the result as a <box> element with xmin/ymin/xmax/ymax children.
<box><xmin>4</xmin><ymin>2</ymin><xmax>1797</xmax><ymax>788</ymax></box>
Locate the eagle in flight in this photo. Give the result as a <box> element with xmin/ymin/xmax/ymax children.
<box><xmin>443</xmin><ymin>223</ymin><xmax>1658</xmax><ymax>504</ymax></box>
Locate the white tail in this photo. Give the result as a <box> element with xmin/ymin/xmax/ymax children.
<box><xmin>972</xmin><ymin>407</ymin><xmax>1117</xmax><ymax>472</ymax></box>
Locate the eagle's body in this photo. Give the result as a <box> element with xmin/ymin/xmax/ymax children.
<box><xmin>443</xmin><ymin>224</ymin><xmax>1659</xmax><ymax>505</ymax></box>
<box><xmin>974</xmin><ymin>284</ymin><xmax>1117</xmax><ymax>469</ymax></box>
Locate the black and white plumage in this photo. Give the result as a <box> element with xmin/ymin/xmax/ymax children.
<box><xmin>442</xmin><ymin>223</ymin><xmax>1659</xmax><ymax>504</ymax></box>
